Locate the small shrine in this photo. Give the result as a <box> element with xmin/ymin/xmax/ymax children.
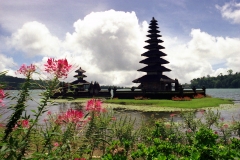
<box><xmin>133</xmin><ymin>17</ymin><xmax>176</xmax><ymax>91</ymax></box>
<box><xmin>71</xmin><ymin>67</ymin><xmax>90</xmax><ymax>91</ymax></box>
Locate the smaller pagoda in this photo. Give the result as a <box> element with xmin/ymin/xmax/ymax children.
<box><xmin>71</xmin><ymin>67</ymin><xmax>90</xmax><ymax>91</ymax></box>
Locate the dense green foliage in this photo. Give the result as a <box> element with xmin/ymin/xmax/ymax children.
<box><xmin>190</xmin><ymin>70</ymin><xmax>240</xmax><ymax>88</ymax></box>
<box><xmin>0</xmin><ymin>74</ymin><xmax>47</xmax><ymax>90</ymax></box>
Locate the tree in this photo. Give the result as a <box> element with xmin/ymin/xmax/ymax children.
<box><xmin>227</xmin><ymin>69</ymin><xmax>233</xmax><ymax>75</ymax></box>
<box><xmin>231</xmin><ymin>79</ymin><xmax>240</xmax><ymax>88</ymax></box>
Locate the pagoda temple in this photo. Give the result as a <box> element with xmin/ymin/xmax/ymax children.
<box><xmin>71</xmin><ymin>67</ymin><xmax>90</xmax><ymax>91</ymax></box>
<box><xmin>133</xmin><ymin>17</ymin><xmax>175</xmax><ymax>91</ymax></box>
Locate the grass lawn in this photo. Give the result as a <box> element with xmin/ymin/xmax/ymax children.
<box><xmin>105</xmin><ymin>98</ymin><xmax>233</xmax><ymax>109</ymax></box>
<box><xmin>50</xmin><ymin>98</ymin><xmax>89</xmax><ymax>103</ymax></box>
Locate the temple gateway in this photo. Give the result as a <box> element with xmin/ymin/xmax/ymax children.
<box><xmin>133</xmin><ymin>17</ymin><xmax>178</xmax><ymax>91</ymax></box>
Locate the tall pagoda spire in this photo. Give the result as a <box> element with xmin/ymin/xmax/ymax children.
<box><xmin>133</xmin><ymin>17</ymin><xmax>175</xmax><ymax>91</ymax></box>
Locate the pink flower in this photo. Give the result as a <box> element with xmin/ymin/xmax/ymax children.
<box><xmin>47</xmin><ymin>111</ymin><xmax>52</xmax><ymax>115</ymax></box>
<box><xmin>21</xmin><ymin>119</ymin><xmax>30</xmax><ymax>128</ymax></box>
<box><xmin>86</xmin><ymin>99</ymin><xmax>104</xmax><ymax>112</ymax></box>
<box><xmin>0</xmin><ymin>89</ymin><xmax>5</xmax><ymax>107</ymax></box>
<box><xmin>17</xmin><ymin>64</ymin><xmax>36</xmax><ymax>76</ymax></box>
<box><xmin>15</xmin><ymin>119</ymin><xmax>30</xmax><ymax>129</ymax></box>
<box><xmin>55</xmin><ymin>109</ymin><xmax>84</xmax><ymax>124</ymax></box>
<box><xmin>111</xmin><ymin>117</ymin><xmax>116</xmax><ymax>121</ymax></box>
<box><xmin>0</xmin><ymin>89</ymin><xmax>5</xmax><ymax>99</ymax></box>
<box><xmin>53</xmin><ymin>142</ymin><xmax>59</xmax><ymax>147</ymax></box>
<box><xmin>44</xmin><ymin>58</ymin><xmax>72</xmax><ymax>78</ymax></box>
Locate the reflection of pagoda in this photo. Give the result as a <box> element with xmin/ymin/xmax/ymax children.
<box><xmin>71</xmin><ymin>67</ymin><xmax>90</xmax><ymax>91</ymax></box>
<box><xmin>133</xmin><ymin>17</ymin><xmax>175</xmax><ymax>91</ymax></box>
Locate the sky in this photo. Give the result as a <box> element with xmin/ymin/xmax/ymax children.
<box><xmin>0</xmin><ymin>0</ymin><xmax>240</xmax><ymax>86</ymax></box>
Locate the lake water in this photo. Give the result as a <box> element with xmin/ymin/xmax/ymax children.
<box><xmin>1</xmin><ymin>89</ymin><xmax>240</xmax><ymax>124</ymax></box>
<box><xmin>206</xmin><ymin>89</ymin><xmax>240</xmax><ymax>103</ymax></box>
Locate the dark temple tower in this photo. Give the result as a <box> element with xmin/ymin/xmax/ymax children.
<box><xmin>133</xmin><ymin>17</ymin><xmax>175</xmax><ymax>91</ymax></box>
<box><xmin>71</xmin><ymin>67</ymin><xmax>90</xmax><ymax>91</ymax></box>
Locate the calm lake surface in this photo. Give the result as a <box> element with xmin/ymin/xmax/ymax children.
<box><xmin>1</xmin><ymin>89</ymin><xmax>240</xmax><ymax>124</ymax></box>
<box><xmin>207</xmin><ymin>89</ymin><xmax>240</xmax><ymax>103</ymax></box>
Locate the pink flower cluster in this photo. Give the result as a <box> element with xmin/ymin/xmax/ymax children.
<box><xmin>17</xmin><ymin>64</ymin><xmax>36</xmax><ymax>76</ymax></box>
<box><xmin>53</xmin><ymin>142</ymin><xmax>59</xmax><ymax>147</ymax></box>
<box><xmin>44</xmin><ymin>58</ymin><xmax>72</xmax><ymax>78</ymax></box>
<box><xmin>14</xmin><ymin>119</ymin><xmax>30</xmax><ymax>129</ymax></box>
<box><xmin>86</xmin><ymin>99</ymin><xmax>105</xmax><ymax>112</ymax></box>
<box><xmin>0</xmin><ymin>89</ymin><xmax>5</xmax><ymax>106</ymax></box>
<box><xmin>55</xmin><ymin>109</ymin><xmax>84</xmax><ymax>124</ymax></box>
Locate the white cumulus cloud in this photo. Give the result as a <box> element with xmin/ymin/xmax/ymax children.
<box><xmin>0</xmin><ymin>53</ymin><xmax>17</xmax><ymax>76</ymax></box>
<box><xmin>64</xmin><ymin>10</ymin><xmax>147</xmax><ymax>72</ymax></box>
<box><xmin>216</xmin><ymin>1</ymin><xmax>240</xmax><ymax>24</ymax></box>
<box><xmin>8</xmin><ymin>21</ymin><xmax>61</xmax><ymax>57</ymax></box>
<box><xmin>164</xmin><ymin>28</ymin><xmax>240</xmax><ymax>83</ymax></box>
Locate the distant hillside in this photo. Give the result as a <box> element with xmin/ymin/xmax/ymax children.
<box><xmin>190</xmin><ymin>70</ymin><xmax>240</xmax><ymax>88</ymax></box>
<box><xmin>0</xmin><ymin>75</ymin><xmax>47</xmax><ymax>90</ymax></box>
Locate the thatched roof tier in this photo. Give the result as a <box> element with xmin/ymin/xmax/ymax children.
<box><xmin>150</xmin><ymin>20</ymin><xmax>158</xmax><ymax>25</ymax></box>
<box><xmin>146</xmin><ymin>34</ymin><xmax>162</xmax><ymax>38</ymax></box>
<box><xmin>133</xmin><ymin>75</ymin><xmax>174</xmax><ymax>83</ymax></box>
<box><xmin>138</xmin><ymin>65</ymin><xmax>171</xmax><ymax>72</ymax></box>
<box><xmin>141</xmin><ymin>50</ymin><xmax>167</xmax><ymax>57</ymax></box>
<box><xmin>74</xmin><ymin>75</ymin><xmax>87</xmax><ymax>78</ymax></box>
<box><xmin>71</xmin><ymin>79</ymin><xmax>89</xmax><ymax>85</ymax></box>
<box><xmin>145</xmin><ymin>38</ymin><xmax>163</xmax><ymax>43</ymax></box>
<box><xmin>75</xmin><ymin>67</ymin><xmax>86</xmax><ymax>73</ymax></box>
<box><xmin>150</xmin><ymin>21</ymin><xmax>158</xmax><ymax>25</ymax></box>
<box><xmin>144</xmin><ymin>44</ymin><xmax>165</xmax><ymax>50</ymax></box>
<box><xmin>148</xmin><ymin>29</ymin><xmax>160</xmax><ymax>34</ymax></box>
<box><xmin>140</xmin><ymin>57</ymin><xmax>169</xmax><ymax>64</ymax></box>
<box><xmin>149</xmin><ymin>25</ymin><xmax>159</xmax><ymax>29</ymax></box>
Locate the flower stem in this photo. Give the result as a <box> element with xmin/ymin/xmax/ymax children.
<box><xmin>3</xmin><ymin>74</ymin><xmax>31</xmax><ymax>140</ymax></box>
<box><xmin>17</xmin><ymin>77</ymin><xmax>58</xmax><ymax>159</ymax></box>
